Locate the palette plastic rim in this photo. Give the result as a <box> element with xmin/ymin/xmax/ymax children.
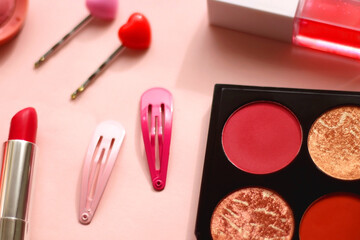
<box><xmin>195</xmin><ymin>84</ymin><xmax>360</xmax><ymax>240</ymax></box>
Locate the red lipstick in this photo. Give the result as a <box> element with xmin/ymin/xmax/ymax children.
<box><xmin>0</xmin><ymin>107</ymin><xmax>38</xmax><ymax>240</ymax></box>
<box><xmin>8</xmin><ymin>107</ymin><xmax>37</xmax><ymax>143</ymax></box>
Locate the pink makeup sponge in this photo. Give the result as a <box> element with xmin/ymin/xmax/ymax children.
<box><xmin>86</xmin><ymin>0</ymin><xmax>118</xmax><ymax>20</ymax></box>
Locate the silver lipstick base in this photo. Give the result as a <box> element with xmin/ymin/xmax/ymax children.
<box><xmin>0</xmin><ymin>140</ymin><xmax>36</xmax><ymax>240</ymax></box>
<box><xmin>0</xmin><ymin>218</ymin><xmax>26</xmax><ymax>240</ymax></box>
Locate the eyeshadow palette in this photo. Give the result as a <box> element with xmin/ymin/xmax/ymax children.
<box><xmin>195</xmin><ymin>84</ymin><xmax>360</xmax><ymax>240</ymax></box>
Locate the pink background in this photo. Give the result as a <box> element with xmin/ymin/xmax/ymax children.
<box><xmin>1</xmin><ymin>0</ymin><xmax>360</xmax><ymax>239</ymax></box>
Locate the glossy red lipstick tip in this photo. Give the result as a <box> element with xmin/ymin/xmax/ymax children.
<box><xmin>8</xmin><ymin>107</ymin><xmax>38</xmax><ymax>144</ymax></box>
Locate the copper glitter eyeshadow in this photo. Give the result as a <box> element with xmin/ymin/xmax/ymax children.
<box><xmin>195</xmin><ymin>85</ymin><xmax>360</xmax><ymax>240</ymax></box>
<box><xmin>210</xmin><ymin>187</ymin><xmax>294</xmax><ymax>240</ymax></box>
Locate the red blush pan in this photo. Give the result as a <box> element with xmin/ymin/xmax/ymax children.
<box><xmin>222</xmin><ymin>102</ymin><xmax>302</xmax><ymax>174</ymax></box>
<box><xmin>300</xmin><ymin>194</ymin><xmax>360</xmax><ymax>240</ymax></box>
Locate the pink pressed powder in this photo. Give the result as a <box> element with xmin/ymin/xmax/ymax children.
<box><xmin>222</xmin><ymin>102</ymin><xmax>302</xmax><ymax>174</ymax></box>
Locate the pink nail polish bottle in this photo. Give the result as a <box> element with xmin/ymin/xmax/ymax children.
<box><xmin>208</xmin><ymin>0</ymin><xmax>360</xmax><ymax>59</ymax></box>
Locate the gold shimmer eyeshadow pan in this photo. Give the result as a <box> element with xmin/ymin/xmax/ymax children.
<box><xmin>195</xmin><ymin>85</ymin><xmax>360</xmax><ymax>240</ymax></box>
<box><xmin>308</xmin><ymin>106</ymin><xmax>360</xmax><ymax>180</ymax></box>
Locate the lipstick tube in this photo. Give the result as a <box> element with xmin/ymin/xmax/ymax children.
<box><xmin>0</xmin><ymin>108</ymin><xmax>37</xmax><ymax>240</ymax></box>
<box><xmin>0</xmin><ymin>141</ymin><xmax>36</xmax><ymax>239</ymax></box>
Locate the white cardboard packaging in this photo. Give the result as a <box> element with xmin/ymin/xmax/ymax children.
<box><xmin>207</xmin><ymin>0</ymin><xmax>300</xmax><ymax>42</ymax></box>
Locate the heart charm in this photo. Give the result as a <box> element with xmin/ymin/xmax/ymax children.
<box><xmin>86</xmin><ymin>0</ymin><xmax>118</xmax><ymax>20</ymax></box>
<box><xmin>118</xmin><ymin>13</ymin><xmax>151</xmax><ymax>50</ymax></box>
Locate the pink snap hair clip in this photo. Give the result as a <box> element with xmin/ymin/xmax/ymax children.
<box><xmin>140</xmin><ymin>88</ymin><xmax>173</xmax><ymax>191</ymax></box>
<box><xmin>34</xmin><ymin>0</ymin><xmax>118</xmax><ymax>68</ymax></box>
<box><xmin>79</xmin><ymin>120</ymin><xmax>125</xmax><ymax>224</ymax></box>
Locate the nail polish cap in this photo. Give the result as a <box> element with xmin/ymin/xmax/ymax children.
<box><xmin>208</xmin><ymin>0</ymin><xmax>299</xmax><ymax>42</ymax></box>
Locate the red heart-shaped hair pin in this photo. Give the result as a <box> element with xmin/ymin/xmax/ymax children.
<box><xmin>71</xmin><ymin>13</ymin><xmax>152</xmax><ymax>100</ymax></box>
<box><xmin>118</xmin><ymin>13</ymin><xmax>151</xmax><ymax>49</ymax></box>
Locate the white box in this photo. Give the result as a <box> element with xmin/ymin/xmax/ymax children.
<box><xmin>207</xmin><ymin>0</ymin><xmax>299</xmax><ymax>42</ymax></box>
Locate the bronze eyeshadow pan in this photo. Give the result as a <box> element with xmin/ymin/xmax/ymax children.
<box><xmin>195</xmin><ymin>85</ymin><xmax>360</xmax><ymax>240</ymax></box>
<box><xmin>210</xmin><ymin>187</ymin><xmax>295</xmax><ymax>240</ymax></box>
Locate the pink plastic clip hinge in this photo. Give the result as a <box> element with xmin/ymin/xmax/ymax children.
<box><xmin>141</xmin><ymin>88</ymin><xmax>173</xmax><ymax>191</ymax></box>
<box><xmin>79</xmin><ymin>120</ymin><xmax>125</xmax><ymax>224</ymax></box>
